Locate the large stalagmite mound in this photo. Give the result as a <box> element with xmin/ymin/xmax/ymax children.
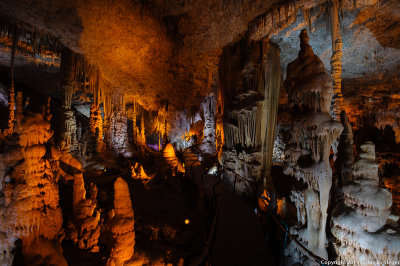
<box><xmin>282</xmin><ymin>29</ymin><xmax>343</xmax><ymax>263</ymax></box>
<box><xmin>0</xmin><ymin>100</ymin><xmax>67</xmax><ymax>265</ymax></box>
<box><xmin>332</xmin><ymin>142</ymin><xmax>400</xmax><ymax>262</ymax></box>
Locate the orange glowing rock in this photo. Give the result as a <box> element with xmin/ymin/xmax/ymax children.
<box><xmin>66</xmin><ymin>169</ymin><xmax>101</xmax><ymax>252</ymax></box>
<box><xmin>0</xmin><ymin>104</ymin><xmax>67</xmax><ymax>265</ymax></box>
<box><xmin>106</xmin><ymin>178</ymin><xmax>135</xmax><ymax>266</ymax></box>
<box><xmin>163</xmin><ymin>143</ymin><xmax>185</xmax><ymax>174</ymax></box>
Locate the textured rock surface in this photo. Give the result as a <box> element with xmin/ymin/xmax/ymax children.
<box><xmin>332</xmin><ymin>142</ymin><xmax>400</xmax><ymax>262</ymax></box>
<box><xmin>281</xmin><ymin>29</ymin><xmax>343</xmax><ymax>263</ymax></box>
<box><xmin>66</xmin><ymin>171</ymin><xmax>101</xmax><ymax>252</ymax></box>
<box><xmin>0</xmin><ymin>100</ymin><xmax>67</xmax><ymax>265</ymax></box>
<box><xmin>106</xmin><ymin>177</ymin><xmax>135</xmax><ymax>266</ymax></box>
<box><xmin>163</xmin><ymin>143</ymin><xmax>185</xmax><ymax>174</ymax></box>
<box><xmin>219</xmin><ymin>35</ymin><xmax>280</xmax><ymax>196</ymax></box>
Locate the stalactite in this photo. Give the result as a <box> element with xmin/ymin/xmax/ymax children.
<box><xmin>0</xmin><ymin>20</ymin><xmax>60</xmax><ymax>67</ymax></box>
<box><xmin>6</xmin><ymin>25</ymin><xmax>18</xmax><ymax>135</ymax></box>
<box><xmin>132</xmin><ymin>98</ymin><xmax>138</xmax><ymax>144</ymax></box>
<box><xmin>263</xmin><ymin>43</ymin><xmax>281</xmax><ymax>190</ymax></box>
<box><xmin>60</xmin><ymin>48</ymin><xmax>78</xmax><ymax>152</ymax></box>
<box><xmin>15</xmin><ymin>91</ymin><xmax>23</xmax><ymax>126</ymax></box>
<box><xmin>302</xmin><ymin>8</ymin><xmax>312</xmax><ymax>33</ymax></box>
<box><xmin>140</xmin><ymin>113</ymin><xmax>146</xmax><ymax>145</ymax></box>
<box><xmin>330</xmin><ymin>0</ymin><xmax>344</xmax><ymax>121</ymax></box>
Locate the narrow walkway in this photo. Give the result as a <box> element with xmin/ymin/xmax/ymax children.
<box><xmin>183</xmin><ymin>150</ymin><xmax>275</xmax><ymax>266</ymax></box>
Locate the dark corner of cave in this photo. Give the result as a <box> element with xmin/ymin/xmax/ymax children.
<box><xmin>0</xmin><ymin>0</ymin><xmax>399</xmax><ymax>265</ymax></box>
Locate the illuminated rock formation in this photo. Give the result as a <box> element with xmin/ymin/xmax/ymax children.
<box><xmin>282</xmin><ymin>29</ymin><xmax>343</xmax><ymax>263</ymax></box>
<box><xmin>130</xmin><ymin>162</ymin><xmax>153</xmax><ymax>181</ymax></box>
<box><xmin>0</xmin><ymin>100</ymin><xmax>67</xmax><ymax>265</ymax></box>
<box><xmin>62</xmin><ymin>110</ymin><xmax>78</xmax><ymax>152</ymax></box>
<box><xmin>105</xmin><ymin>107</ymin><xmax>129</xmax><ymax>154</ymax></box>
<box><xmin>61</xmin><ymin>47</ymin><xmax>79</xmax><ymax>153</ymax></box>
<box><xmin>131</xmin><ymin>100</ymin><xmax>138</xmax><ymax>144</ymax></box>
<box><xmin>139</xmin><ymin>113</ymin><xmax>145</xmax><ymax>145</ymax></box>
<box><xmin>106</xmin><ymin>177</ymin><xmax>135</xmax><ymax>266</ymax></box>
<box><xmin>66</xmin><ymin>172</ymin><xmax>101</xmax><ymax>252</ymax></box>
<box><xmin>163</xmin><ymin>143</ymin><xmax>185</xmax><ymax>174</ymax></box>
<box><xmin>330</xmin><ymin>0</ymin><xmax>343</xmax><ymax>121</ymax></box>
<box><xmin>220</xmin><ymin>36</ymin><xmax>281</xmax><ymax>196</ymax></box>
<box><xmin>89</xmin><ymin>103</ymin><xmax>105</xmax><ymax>153</ymax></box>
<box><xmin>332</xmin><ymin>142</ymin><xmax>400</xmax><ymax>262</ymax></box>
<box><xmin>5</xmin><ymin>82</ymin><xmax>15</xmax><ymax>136</ymax></box>
<box><xmin>200</xmin><ymin>94</ymin><xmax>216</xmax><ymax>154</ymax></box>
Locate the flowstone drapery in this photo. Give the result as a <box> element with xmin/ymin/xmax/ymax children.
<box><xmin>219</xmin><ymin>36</ymin><xmax>280</xmax><ymax>197</ymax></box>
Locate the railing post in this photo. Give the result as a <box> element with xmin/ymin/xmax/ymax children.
<box><xmin>278</xmin><ymin>218</ymin><xmax>288</xmax><ymax>266</ymax></box>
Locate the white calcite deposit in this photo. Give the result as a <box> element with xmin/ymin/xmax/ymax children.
<box><xmin>283</xmin><ymin>29</ymin><xmax>343</xmax><ymax>263</ymax></box>
<box><xmin>331</xmin><ymin>141</ymin><xmax>400</xmax><ymax>263</ymax></box>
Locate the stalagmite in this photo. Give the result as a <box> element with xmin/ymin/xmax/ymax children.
<box><xmin>332</xmin><ymin>142</ymin><xmax>400</xmax><ymax>262</ymax></box>
<box><xmin>131</xmin><ymin>162</ymin><xmax>153</xmax><ymax>181</ymax></box>
<box><xmin>163</xmin><ymin>143</ymin><xmax>185</xmax><ymax>174</ymax></box>
<box><xmin>335</xmin><ymin>111</ymin><xmax>354</xmax><ymax>190</ymax></box>
<box><xmin>106</xmin><ymin>178</ymin><xmax>135</xmax><ymax>266</ymax></box>
<box><xmin>66</xmin><ymin>172</ymin><xmax>101</xmax><ymax>252</ymax></box>
<box><xmin>0</xmin><ymin>100</ymin><xmax>67</xmax><ymax>265</ymax></box>
<box><xmin>283</xmin><ymin>29</ymin><xmax>343</xmax><ymax>263</ymax></box>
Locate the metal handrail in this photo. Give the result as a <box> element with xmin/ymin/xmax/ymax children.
<box><xmin>260</xmin><ymin>195</ymin><xmax>327</xmax><ymax>266</ymax></box>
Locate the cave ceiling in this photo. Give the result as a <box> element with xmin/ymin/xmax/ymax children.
<box><xmin>0</xmin><ymin>0</ymin><xmax>399</xmax><ymax>111</ymax></box>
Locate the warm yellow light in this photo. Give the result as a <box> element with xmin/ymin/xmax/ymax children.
<box><xmin>184</xmin><ymin>219</ymin><xmax>190</xmax><ymax>225</ymax></box>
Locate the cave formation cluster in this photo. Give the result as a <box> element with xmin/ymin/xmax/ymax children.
<box><xmin>0</xmin><ymin>0</ymin><xmax>399</xmax><ymax>265</ymax></box>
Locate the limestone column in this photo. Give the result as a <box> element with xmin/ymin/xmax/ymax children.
<box><xmin>6</xmin><ymin>26</ymin><xmax>18</xmax><ymax>135</ymax></box>
<box><xmin>330</xmin><ymin>0</ymin><xmax>343</xmax><ymax>121</ymax></box>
